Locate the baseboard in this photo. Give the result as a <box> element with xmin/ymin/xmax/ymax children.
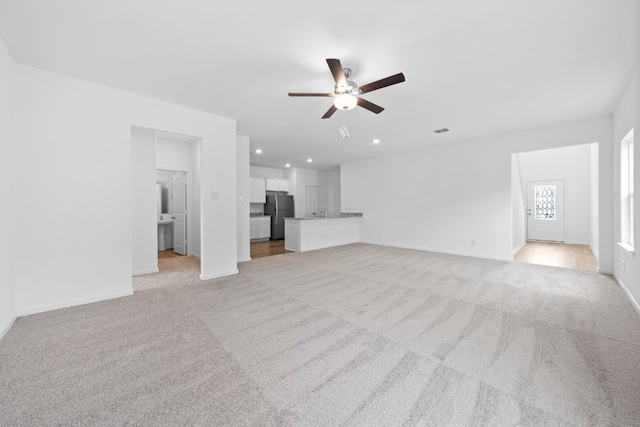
<box><xmin>512</xmin><ymin>241</ymin><xmax>526</xmax><ymax>257</ymax></box>
<box><xmin>17</xmin><ymin>289</ymin><xmax>134</xmax><ymax>317</ymax></box>
<box><xmin>565</xmin><ymin>240</ymin><xmax>591</xmax><ymax>245</ymax></box>
<box><xmin>132</xmin><ymin>268</ymin><xmax>159</xmax><ymax>276</ymax></box>
<box><xmin>0</xmin><ymin>315</ymin><xmax>17</xmax><ymax>342</ymax></box>
<box><xmin>589</xmin><ymin>244</ymin><xmax>600</xmax><ymax>261</ymax></box>
<box><xmin>237</xmin><ymin>257</ymin><xmax>252</xmax><ymax>263</ymax></box>
<box><xmin>613</xmin><ymin>273</ymin><xmax>640</xmax><ymax>316</ymax></box>
<box><xmin>199</xmin><ymin>268</ymin><xmax>239</xmax><ymax>281</ymax></box>
<box><xmin>374</xmin><ymin>242</ymin><xmax>513</xmax><ymax>262</ymax></box>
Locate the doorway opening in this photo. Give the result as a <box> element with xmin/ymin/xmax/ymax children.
<box><xmin>511</xmin><ymin>143</ymin><xmax>599</xmax><ymax>271</ymax></box>
<box><xmin>157</xmin><ymin>170</ymin><xmax>189</xmax><ymax>258</ymax></box>
<box><xmin>131</xmin><ymin>127</ymin><xmax>203</xmax><ymax>290</ymax></box>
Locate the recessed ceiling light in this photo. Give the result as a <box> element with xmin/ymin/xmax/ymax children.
<box><xmin>373</xmin><ymin>139</ymin><xmax>380</xmax><ymax>144</ymax></box>
<box><xmin>255</xmin><ymin>149</ymin><xmax>262</xmax><ymax>154</ymax></box>
<box><xmin>307</xmin><ymin>158</ymin><xmax>313</xmax><ymax>163</ymax></box>
<box><xmin>285</xmin><ymin>163</ymin><xmax>290</xmax><ymax>168</ymax></box>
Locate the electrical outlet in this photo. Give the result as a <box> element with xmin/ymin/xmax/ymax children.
<box><xmin>471</xmin><ymin>239</ymin><xmax>476</xmax><ymax>246</ymax></box>
<box><xmin>622</xmin><ymin>260</ymin><xmax>625</xmax><ymax>270</ymax></box>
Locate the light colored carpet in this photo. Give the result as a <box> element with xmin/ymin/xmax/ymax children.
<box><xmin>133</xmin><ymin>255</ymin><xmax>201</xmax><ymax>291</ymax></box>
<box><xmin>1</xmin><ymin>243</ymin><xmax>640</xmax><ymax>426</ymax></box>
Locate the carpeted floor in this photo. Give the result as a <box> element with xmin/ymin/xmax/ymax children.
<box><xmin>1</xmin><ymin>243</ymin><xmax>640</xmax><ymax>426</ymax></box>
<box><xmin>132</xmin><ymin>253</ymin><xmax>201</xmax><ymax>291</ymax></box>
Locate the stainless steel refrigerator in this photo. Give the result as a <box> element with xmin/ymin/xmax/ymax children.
<box><xmin>264</xmin><ymin>194</ymin><xmax>294</xmax><ymax>240</ymax></box>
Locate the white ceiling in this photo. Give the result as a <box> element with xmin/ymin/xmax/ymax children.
<box><xmin>1</xmin><ymin>0</ymin><xmax>638</xmax><ymax>171</ymax></box>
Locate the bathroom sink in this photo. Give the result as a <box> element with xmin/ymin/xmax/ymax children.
<box><xmin>158</xmin><ymin>219</ymin><xmax>174</xmax><ymax>250</ymax></box>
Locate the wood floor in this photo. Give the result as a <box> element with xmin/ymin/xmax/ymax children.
<box><xmin>157</xmin><ymin>250</ymin><xmax>200</xmax><ymax>270</ymax></box>
<box><xmin>250</xmin><ymin>239</ymin><xmax>293</xmax><ymax>259</ymax></box>
<box><xmin>158</xmin><ymin>249</ymin><xmax>183</xmax><ymax>259</ymax></box>
<box><xmin>514</xmin><ymin>241</ymin><xmax>598</xmax><ymax>272</ymax></box>
<box><xmin>157</xmin><ymin>241</ymin><xmax>292</xmax><ymax>270</ymax></box>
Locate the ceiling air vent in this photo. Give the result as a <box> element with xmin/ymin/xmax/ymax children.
<box><xmin>434</xmin><ymin>128</ymin><xmax>450</xmax><ymax>134</ymax></box>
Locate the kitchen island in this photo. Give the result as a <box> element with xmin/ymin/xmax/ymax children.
<box><xmin>284</xmin><ymin>214</ymin><xmax>362</xmax><ymax>252</ymax></box>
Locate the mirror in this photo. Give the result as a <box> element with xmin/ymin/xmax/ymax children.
<box><xmin>157</xmin><ymin>169</ymin><xmax>176</xmax><ymax>214</ymax></box>
<box><xmin>158</xmin><ymin>182</ymin><xmax>171</xmax><ymax>214</ymax></box>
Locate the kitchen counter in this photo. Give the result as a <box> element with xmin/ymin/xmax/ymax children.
<box><xmin>284</xmin><ymin>216</ymin><xmax>361</xmax><ymax>252</ymax></box>
<box><xmin>291</xmin><ymin>213</ymin><xmax>363</xmax><ymax>220</ymax></box>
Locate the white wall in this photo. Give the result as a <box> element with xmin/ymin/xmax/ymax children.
<box><xmin>511</xmin><ymin>154</ymin><xmax>526</xmax><ymax>253</ymax></box>
<box><xmin>237</xmin><ymin>135</ymin><xmax>250</xmax><ymax>262</ymax></box>
<box><xmin>613</xmin><ymin>62</ymin><xmax>640</xmax><ymax>314</ymax></box>
<box><xmin>250</xmin><ymin>165</ymin><xmax>285</xmax><ymax>179</ymax></box>
<box><xmin>342</xmin><ymin>115</ymin><xmax>613</xmax><ymax>265</ymax></box>
<box><xmin>191</xmin><ymin>140</ymin><xmax>202</xmax><ymax>258</ymax></box>
<box><xmin>12</xmin><ymin>63</ymin><xmax>237</xmax><ymax>315</ymax></box>
<box><xmin>517</xmin><ymin>144</ymin><xmax>594</xmax><ymax>245</ymax></box>
<box><xmin>590</xmin><ymin>143</ymin><xmax>600</xmax><ymax>258</ymax></box>
<box><xmin>131</xmin><ymin>127</ymin><xmax>158</xmax><ymax>275</ymax></box>
<box><xmin>0</xmin><ymin>37</ymin><xmax>16</xmax><ymax>338</ymax></box>
<box><xmin>327</xmin><ymin>170</ymin><xmax>341</xmax><ymax>217</ymax></box>
<box><xmin>157</xmin><ymin>137</ymin><xmax>196</xmax><ymax>170</ymax></box>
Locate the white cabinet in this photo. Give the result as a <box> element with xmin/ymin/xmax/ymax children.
<box><xmin>265</xmin><ymin>178</ymin><xmax>289</xmax><ymax>193</ymax></box>
<box><xmin>250</xmin><ymin>178</ymin><xmax>266</xmax><ymax>203</ymax></box>
<box><xmin>265</xmin><ymin>178</ymin><xmax>278</xmax><ymax>191</ymax></box>
<box><xmin>250</xmin><ymin>218</ymin><xmax>258</xmax><ymax>240</ymax></box>
<box><xmin>277</xmin><ymin>179</ymin><xmax>289</xmax><ymax>192</ymax></box>
<box><xmin>250</xmin><ymin>216</ymin><xmax>271</xmax><ymax>240</ymax></box>
<box><xmin>258</xmin><ymin>217</ymin><xmax>271</xmax><ymax>239</ymax></box>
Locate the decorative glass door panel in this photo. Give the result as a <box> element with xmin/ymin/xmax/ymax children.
<box><xmin>534</xmin><ymin>185</ymin><xmax>556</xmax><ymax>220</ymax></box>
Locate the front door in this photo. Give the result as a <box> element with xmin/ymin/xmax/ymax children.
<box><xmin>526</xmin><ymin>180</ymin><xmax>565</xmax><ymax>242</ymax></box>
<box><xmin>172</xmin><ymin>172</ymin><xmax>187</xmax><ymax>255</ymax></box>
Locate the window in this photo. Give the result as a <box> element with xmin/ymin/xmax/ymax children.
<box><xmin>621</xmin><ymin>129</ymin><xmax>634</xmax><ymax>250</ymax></box>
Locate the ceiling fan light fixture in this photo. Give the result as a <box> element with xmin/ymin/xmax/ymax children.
<box><xmin>334</xmin><ymin>93</ymin><xmax>358</xmax><ymax>110</ymax></box>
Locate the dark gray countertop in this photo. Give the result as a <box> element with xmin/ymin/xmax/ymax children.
<box><xmin>286</xmin><ymin>213</ymin><xmax>362</xmax><ymax>221</ymax></box>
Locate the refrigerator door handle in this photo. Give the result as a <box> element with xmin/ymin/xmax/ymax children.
<box><xmin>275</xmin><ymin>196</ymin><xmax>278</xmax><ymax>226</ymax></box>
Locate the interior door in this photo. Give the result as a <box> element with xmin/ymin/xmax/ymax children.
<box><xmin>527</xmin><ymin>180</ymin><xmax>565</xmax><ymax>242</ymax></box>
<box><xmin>172</xmin><ymin>173</ymin><xmax>187</xmax><ymax>255</ymax></box>
<box><xmin>305</xmin><ymin>185</ymin><xmax>323</xmax><ymax>217</ymax></box>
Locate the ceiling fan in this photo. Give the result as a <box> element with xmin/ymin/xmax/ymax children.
<box><xmin>288</xmin><ymin>58</ymin><xmax>406</xmax><ymax>119</ymax></box>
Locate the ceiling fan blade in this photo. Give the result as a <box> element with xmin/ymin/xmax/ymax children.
<box><xmin>358</xmin><ymin>73</ymin><xmax>406</xmax><ymax>94</ymax></box>
<box><xmin>322</xmin><ymin>105</ymin><xmax>338</xmax><ymax>119</ymax></box>
<box><xmin>357</xmin><ymin>98</ymin><xmax>385</xmax><ymax>114</ymax></box>
<box><xmin>326</xmin><ymin>58</ymin><xmax>347</xmax><ymax>89</ymax></box>
<box><xmin>288</xmin><ymin>93</ymin><xmax>333</xmax><ymax>97</ymax></box>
